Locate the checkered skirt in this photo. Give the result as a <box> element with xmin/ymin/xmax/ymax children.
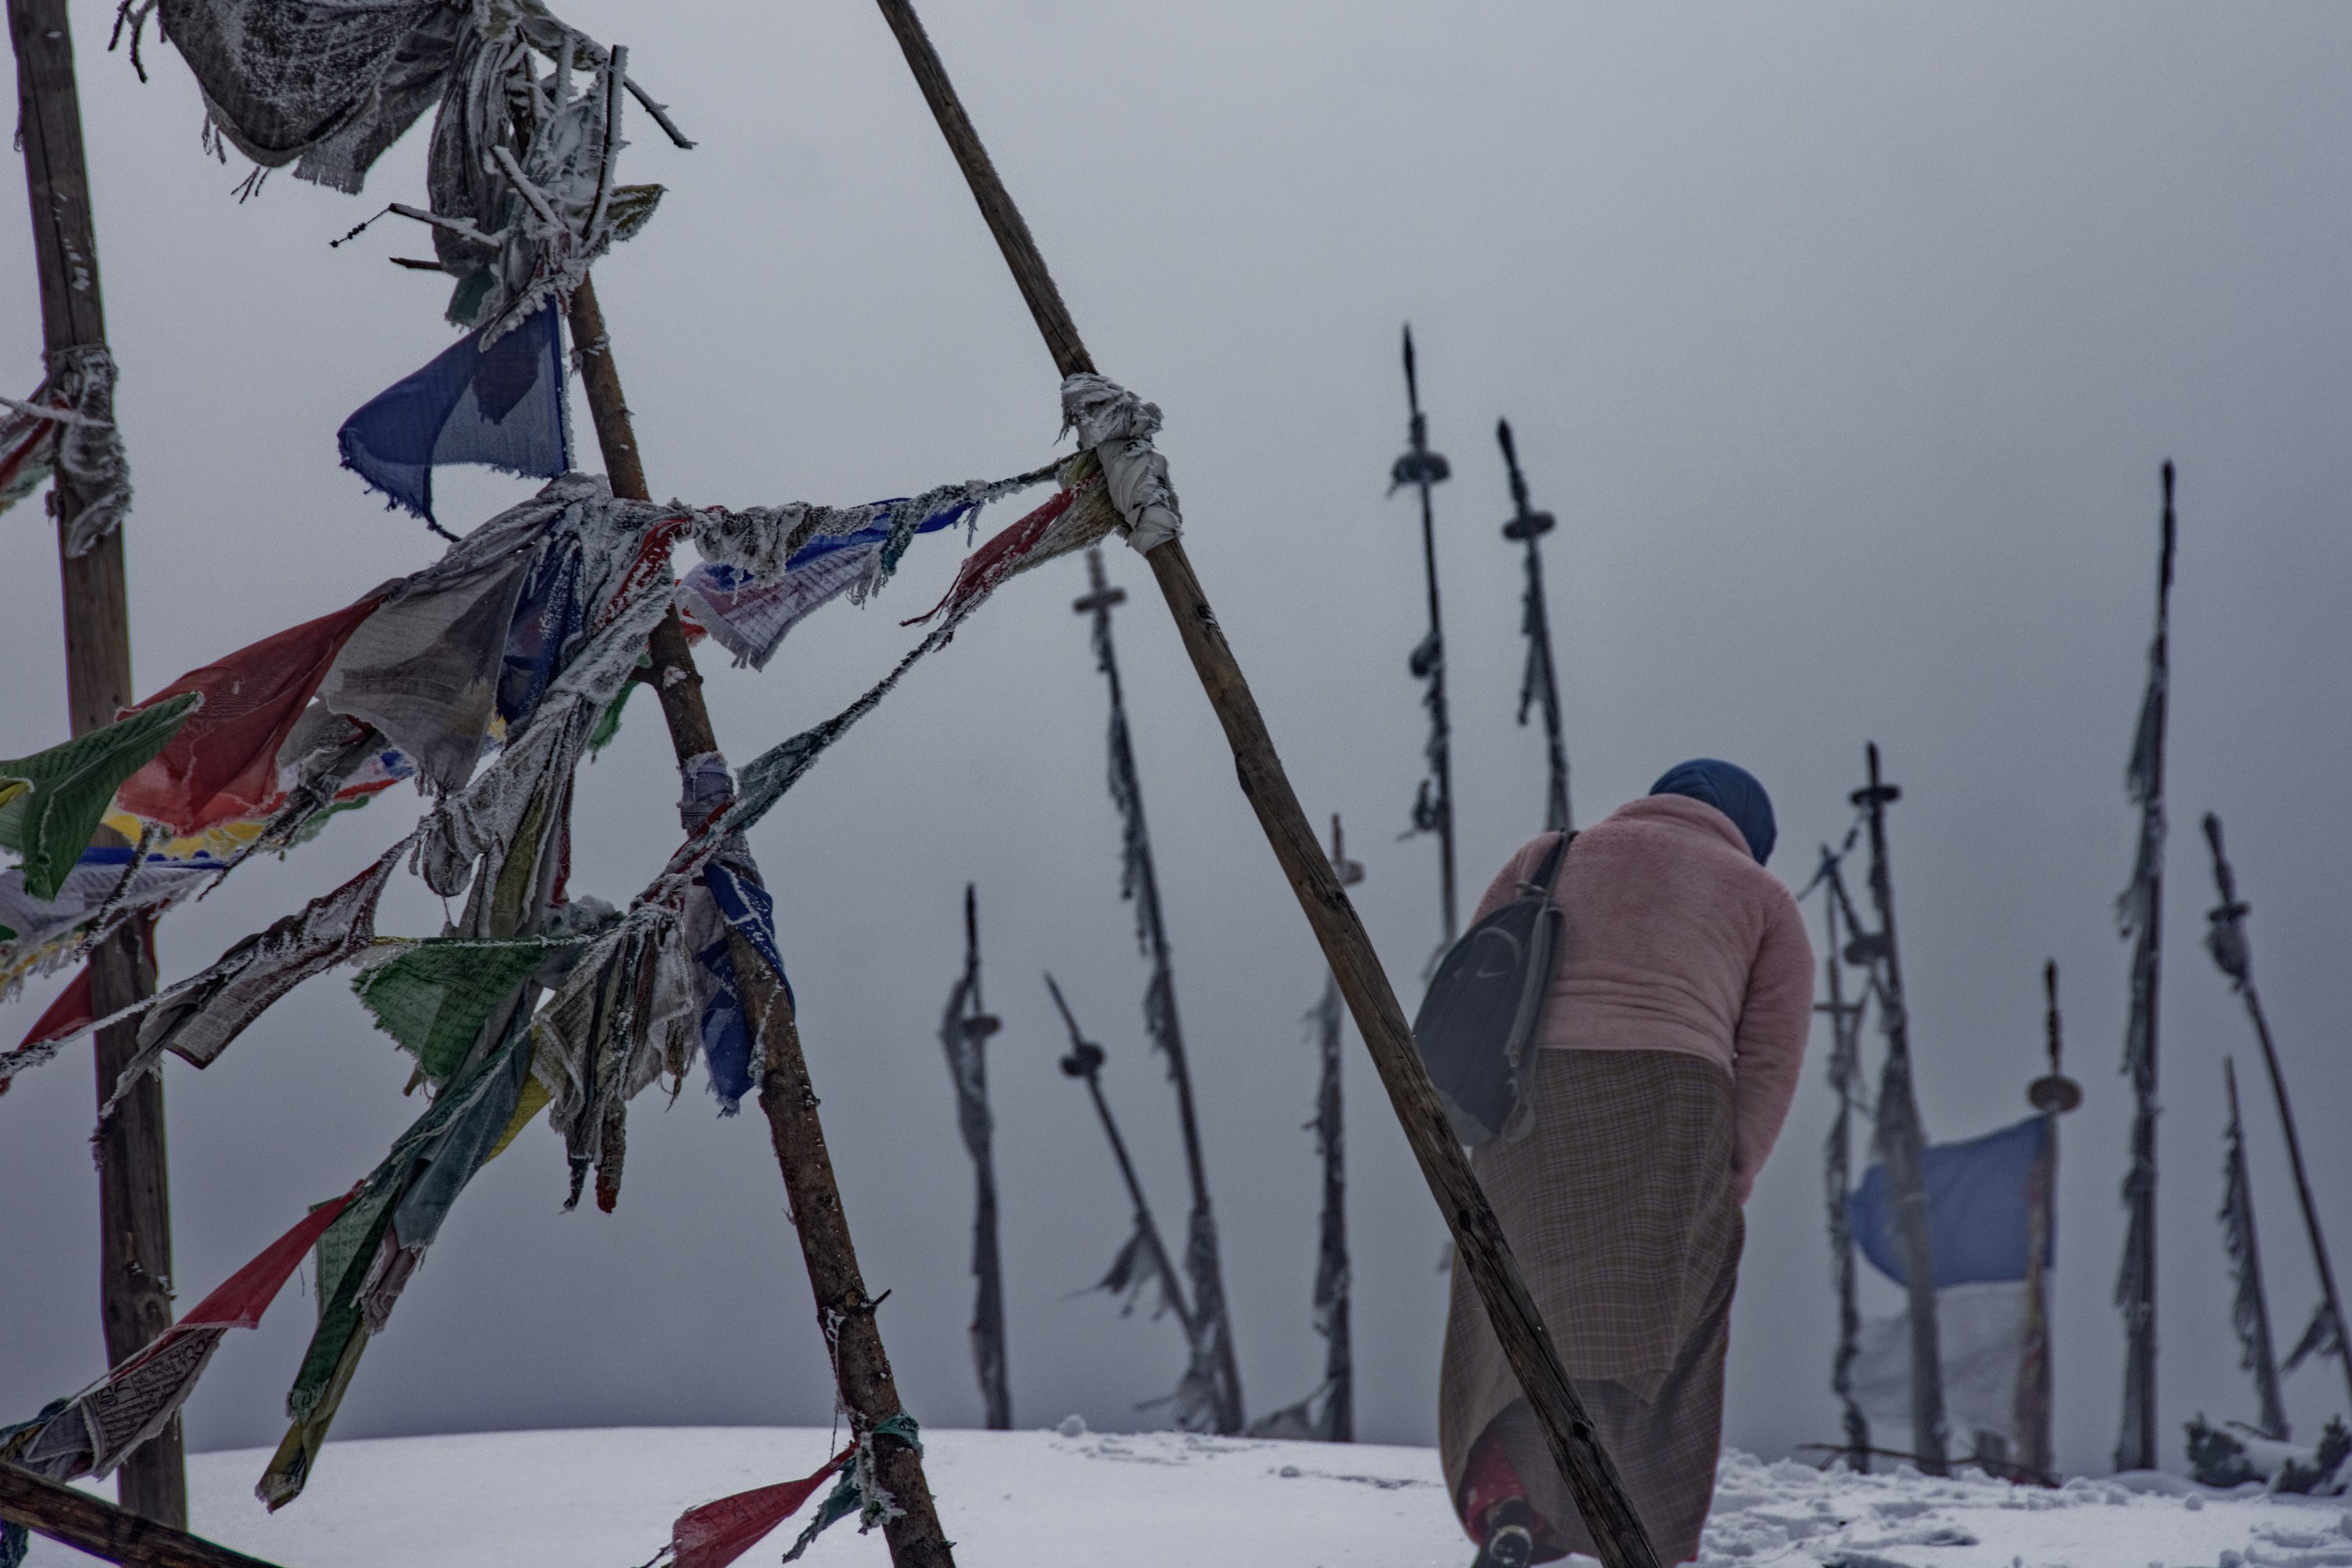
<box><xmin>1439</xmin><ymin>1047</ymin><xmax>1744</xmax><ymax>1565</ymax></box>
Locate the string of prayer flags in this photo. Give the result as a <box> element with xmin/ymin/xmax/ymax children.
<box><xmin>338</xmin><ymin>302</ymin><xmax>572</xmax><ymax>524</ymax></box>
<box><xmin>0</xmin><ymin>692</ymin><xmax>200</xmax><ymax>898</ymax></box>
<box><xmin>645</xmin><ymin>1443</ymin><xmax>855</xmax><ymax>1568</ymax></box>
<box><xmin>0</xmin><ymin>345</ymin><xmax>131</xmax><ymax>555</ymax></box>
<box><xmin>5</xmin><ymin>1189</ymin><xmax>354</xmax><ymax>1484</ymax></box>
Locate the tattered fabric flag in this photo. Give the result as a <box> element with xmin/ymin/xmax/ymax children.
<box><xmin>356</xmin><ymin>936</ymin><xmax>554</xmax><ymax>1087</ymax></box>
<box><xmin>676</xmin><ymin>557</ymin><xmax>872</xmax><ymax>672</ymax></box>
<box><xmin>124</xmin><ymin>841</ymin><xmax>409</xmax><ymax>1088</ymax></box>
<box><xmin>418</xmin><ymin>572</ymin><xmax>670</xmax><ymax>901</ymax></box>
<box><xmin>337</xmin><ymin>301</ymin><xmax>572</xmax><ymax>524</ymax></box>
<box><xmin>0</xmin><ymin>345</ymin><xmax>132</xmax><ymax>556</ymax></box>
<box><xmin>2223</xmin><ymin>1059</ymin><xmax>2290</xmax><ymax>1440</ymax></box>
<box><xmin>151</xmin><ymin>0</ymin><xmax>684</xmax><ymax>333</ymax></box>
<box><xmin>1849</xmin><ymin>1116</ymin><xmax>2050</xmax><ymax>1448</ymax></box>
<box><xmin>0</xmin><ymin>950</ymin><xmax>112</xmax><ymax>1100</ymax></box>
<box><xmin>313</xmin><ymin>517</ymin><xmax>547</xmax><ymax>792</ymax></box>
<box><xmin>114</xmin><ymin>597</ymin><xmax>387</xmax><ymax>836</ymax></box>
<box><xmin>8</xmin><ymin>1189</ymin><xmax>354</xmax><ymax>1483</ymax></box>
<box><xmin>903</xmin><ymin>460</ymin><xmax>1119</xmax><ymax>629</ymax></box>
<box><xmin>688</xmin><ymin>855</ymin><xmax>790</xmax><ymax>1116</ymax></box>
<box><xmin>264</xmin><ymin>1009</ymin><xmax>539</xmax><ymax>1510</ymax></box>
<box><xmin>779</xmin><ymin>1414</ymin><xmax>924</xmax><ymax>1564</ymax></box>
<box><xmin>1851</xmin><ymin>1116</ymin><xmax>2049</xmax><ymax>1288</ymax></box>
<box><xmin>151</xmin><ymin>0</ymin><xmax>460</xmax><ymax>194</ymax></box>
<box><xmin>0</xmin><ymin>848</ymin><xmax>218</xmax><ymax>1017</ymax></box>
<box><xmin>0</xmin><ymin>693</ymin><xmax>200</xmax><ymax>899</ymax></box>
<box><xmin>646</xmin><ymin>1443</ymin><xmax>854</xmax><ymax>1568</ymax></box>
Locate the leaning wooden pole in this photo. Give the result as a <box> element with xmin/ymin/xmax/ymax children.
<box><xmin>860</xmin><ymin>7</ymin><xmax>1661</xmax><ymax>1563</ymax></box>
<box><xmin>6</xmin><ymin>0</ymin><xmax>181</xmax><ymax>1526</ymax></box>
<box><xmin>0</xmin><ymin>1464</ymin><xmax>279</xmax><ymax>1568</ymax></box>
<box><xmin>565</xmin><ymin>275</ymin><xmax>954</xmax><ymax>1568</ymax></box>
<box><xmin>2202</xmin><ymin>811</ymin><xmax>2352</xmax><ymax>1417</ymax></box>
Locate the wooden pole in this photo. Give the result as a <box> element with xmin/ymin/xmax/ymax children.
<box><xmin>1850</xmin><ymin>743</ymin><xmax>1947</xmax><ymax>1475</ymax></box>
<box><xmin>7</xmin><ymin>0</ymin><xmax>181</xmax><ymax>1526</ymax></box>
<box><xmin>2202</xmin><ymin>812</ymin><xmax>2352</xmax><ymax>1417</ymax></box>
<box><xmin>2017</xmin><ymin>960</ymin><xmax>2081</xmax><ymax>1479</ymax></box>
<box><xmin>565</xmin><ymin>275</ymin><xmax>955</xmax><ymax>1568</ymax></box>
<box><xmin>0</xmin><ymin>1464</ymin><xmax>279</xmax><ymax>1568</ymax></box>
<box><xmin>859</xmin><ymin>7</ymin><xmax>1661</xmax><ymax>1563</ymax></box>
<box><xmin>1073</xmin><ymin>543</ymin><xmax>1244</xmax><ymax>1432</ymax></box>
<box><xmin>1812</xmin><ymin>854</ymin><xmax>1871</xmax><ymax>1473</ymax></box>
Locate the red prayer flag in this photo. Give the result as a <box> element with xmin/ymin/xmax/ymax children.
<box><xmin>114</xmin><ymin>598</ymin><xmax>385</xmax><ymax>834</ymax></box>
<box><xmin>666</xmin><ymin>1443</ymin><xmax>853</xmax><ymax>1568</ymax></box>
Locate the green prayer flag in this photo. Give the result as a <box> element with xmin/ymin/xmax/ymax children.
<box><xmin>354</xmin><ymin>938</ymin><xmax>548</xmax><ymax>1086</ymax></box>
<box><xmin>0</xmin><ymin>692</ymin><xmax>201</xmax><ymax>899</ymax></box>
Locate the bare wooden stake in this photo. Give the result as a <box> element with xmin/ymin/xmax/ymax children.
<box><xmin>0</xmin><ymin>1463</ymin><xmax>278</xmax><ymax>1568</ymax></box>
<box><xmin>861</xmin><ymin>6</ymin><xmax>1661</xmax><ymax>1563</ymax></box>
<box><xmin>566</xmin><ymin>275</ymin><xmax>955</xmax><ymax>1568</ymax></box>
<box><xmin>7</xmin><ymin>0</ymin><xmax>183</xmax><ymax>1526</ymax></box>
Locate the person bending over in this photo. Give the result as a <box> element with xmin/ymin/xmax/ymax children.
<box><xmin>1441</xmin><ymin>759</ymin><xmax>1813</xmax><ymax>1568</ymax></box>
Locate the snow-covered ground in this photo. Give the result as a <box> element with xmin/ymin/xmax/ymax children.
<box><xmin>24</xmin><ymin>1428</ymin><xmax>2352</xmax><ymax>1568</ymax></box>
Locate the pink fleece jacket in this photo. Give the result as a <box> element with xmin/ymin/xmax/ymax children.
<box><xmin>1472</xmin><ymin>794</ymin><xmax>1815</xmax><ymax>1203</ymax></box>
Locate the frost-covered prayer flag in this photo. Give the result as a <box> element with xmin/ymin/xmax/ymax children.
<box><xmin>114</xmin><ymin>597</ymin><xmax>387</xmax><ymax>836</ymax></box>
<box><xmin>1849</xmin><ymin>1116</ymin><xmax>2049</xmax><ymax>1445</ymax></box>
<box><xmin>338</xmin><ymin>302</ymin><xmax>571</xmax><ymax>524</ymax></box>
<box><xmin>7</xmin><ymin>1190</ymin><xmax>353</xmax><ymax>1483</ymax></box>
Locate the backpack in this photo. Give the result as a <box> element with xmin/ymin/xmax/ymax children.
<box><xmin>1411</xmin><ymin>831</ymin><xmax>1574</xmax><ymax>1147</ymax></box>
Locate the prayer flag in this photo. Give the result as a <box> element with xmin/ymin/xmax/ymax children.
<box><xmin>133</xmin><ymin>842</ymin><xmax>408</xmax><ymax>1073</ymax></box>
<box><xmin>9</xmin><ymin>1190</ymin><xmax>353</xmax><ymax>1483</ymax></box>
<box><xmin>0</xmin><ymin>695</ymin><xmax>201</xmax><ymax>898</ymax></box>
<box><xmin>337</xmin><ymin>302</ymin><xmax>571</xmax><ymax>523</ymax></box>
<box><xmin>657</xmin><ymin>1443</ymin><xmax>853</xmax><ymax>1568</ymax></box>
<box><xmin>115</xmin><ymin>597</ymin><xmax>387</xmax><ymax>836</ymax></box>
<box><xmin>1849</xmin><ymin>1115</ymin><xmax>2048</xmax><ymax>1288</ymax></box>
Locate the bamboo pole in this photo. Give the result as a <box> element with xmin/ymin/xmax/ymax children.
<box><xmin>565</xmin><ymin>275</ymin><xmax>953</xmax><ymax>1568</ymax></box>
<box><xmin>859</xmin><ymin>7</ymin><xmax>1660</xmax><ymax>1563</ymax></box>
<box><xmin>6</xmin><ymin>0</ymin><xmax>182</xmax><ymax>1525</ymax></box>
<box><xmin>0</xmin><ymin>1464</ymin><xmax>278</xmax><ymax>1568</ymax></box>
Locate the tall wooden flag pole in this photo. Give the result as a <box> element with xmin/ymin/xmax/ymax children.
<box><xmin>1073</xmin><ymin>543</ymin><xmax>1243</xmax><ymax>1432</ymax></box>
<box><xmin>7</xmin><ymin>0</ymin><xmax>182</xmax><ymax>1526</ymax></box>
<box><xmin>2219</xmin><ymin>1058</ymin><xmax>2289</xmax><ymax>1442</ymax></box>
<box><xmin>2113</xmin><ymin>463</ymin><xmax>2175</xmax><ymax>1474</ymax></box>
<box><xmin>1850</xmin><ymin>743</ymin><xmax>1948</xmax><ymax>1475</ymax></box>
<box><xmin>2017</xmin><ymin>961</ymin><xmax>2082</xmax><ymax>1479</ymax></box>
<box><xmin>564</xmin><ymin>276</ymin><xmax>955</xmax><ymax>1568</ymax></box>
<box><xmin>1396</xmin><ymin>328</ymin><xmax>1460</xmax><ymax>943</ymax></box>
<box><xmin>2202</xmin><ymin>812</ymin><xmax>2352</xmax><ymax>1415</ymax></box>
<box><xmin>1809</xmin><ymin>844</ymin><xmax>1871</xmax><ymax>1473</ymax></box>
<box><xmin>861</xmin><ymin>6</ymin><xmax>1661</xmax><ymax>1563</ymax></box>
<box><xmin>1496</xmin><ymin>418</ymin><xmax>1571</xmax><ymax>833</ymax></box>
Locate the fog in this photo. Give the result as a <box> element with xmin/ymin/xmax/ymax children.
<box><xmin>5</xmin><ymin>1</ymin><xmax>2351</xmax><ymax>1485</ymax></box>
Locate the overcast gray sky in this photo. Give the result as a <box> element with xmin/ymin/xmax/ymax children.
<box><xmin>5</xmin><ymin>0</ymin><xmax>2352</xmax><ymax>1490</ymax></box>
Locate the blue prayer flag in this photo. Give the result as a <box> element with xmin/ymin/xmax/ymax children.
<box><xmin>1851</xmin><ymin>1115</ymin><xmax>2049</xmax><ymax>1288</ymax></box>
<box><xmin>339</xmin><ymin>302</ymin><xmax>572</xmax><ymax>523</ymax></box>
<box><xmin>693</xmin><ymin>859</ymin><xmax>793</xmax><ymax>1113</ymax></box>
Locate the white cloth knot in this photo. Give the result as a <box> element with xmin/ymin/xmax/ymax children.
<box><xmin>1060</xmin><ymin>373</ymin><xmax>1181</xmax><ymax>554</ymax></box>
